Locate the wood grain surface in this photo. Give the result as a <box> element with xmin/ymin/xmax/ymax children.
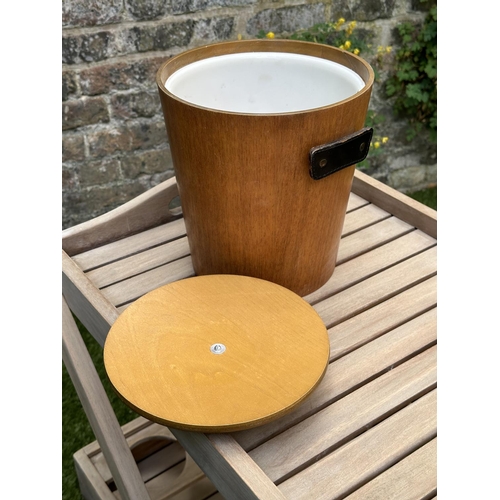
<box><xmin>156</xmin><ymin>40</ymin><xmax>374</xmax><ymax>296</ymax></box>
<box><xmin>104</xmin><ymin>275</ymin><xmax>330</xmax><ymax>432</ymax></box>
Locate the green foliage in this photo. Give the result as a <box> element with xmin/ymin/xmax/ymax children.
<box><xmin>257</xmin><ymin>19</ymin><xmax>370</xmax><ymax>56</ymax></box>
<box><xmin>385</xmin><ymin>2</ymin><xmax>437</xmax><ymax>141</ymax></box>
<box><xmin>408</xmin><ymin>185</ymin><xmax>437</xmax><ymax>210</ymax></box>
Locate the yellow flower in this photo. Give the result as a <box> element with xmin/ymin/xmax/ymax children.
<box><xmin>337</xmin><ymin>17</ymin><xmax>346</xmax><ymax>26</ymax></box>
<box><xmin>266</xmin><ymin>32</ymin><xmax>275</xmax><ymax>39</ymax></box>
<box><xmin>382</xmin><ymin>137</ymin><xmax>389</xmax><ymax>144</ymax></box>
<box><xmin>374</xmin><ymin>141</ymin><xmax>381</xmax><ymax>149</ymax></box>
<box><xmin>237</xmin><ymin>33</ymin><xmax>242</xmax><ymax>40</ymax></box>
<box><xmin>344</xmin><ymin>40</ymin><xmax>351</xmax><ymax>49</ymax></box>
<box><xmin>353</xmin><ymin>48</ymin><xmax>360</xmax><ymax>55</ymax></box>
<box><xmin>339</xmin><ymin>44</ymin><xmax>345</xmax><ymax>50</ymax></box>
<box><xmin>349</xmin><ymin>21</ymin><xmax>357</xmax><ymax>29</ymax></box>
<box><xmin>377</xmin><ymin>45</ymin><xmax>384</xmax><ymax>54</ymax></box>
<box><xmin>386</xmin><ymin>46</ymin><xmax>392</xmax><ymax>53</ymax></box>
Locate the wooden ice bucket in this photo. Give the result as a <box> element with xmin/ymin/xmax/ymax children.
<box><xmin>157</xmin><ymin>40</ymin><xmax>374</xmax><ymax>296</ymax></box>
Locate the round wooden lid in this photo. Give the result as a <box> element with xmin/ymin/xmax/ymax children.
<box><xmin>104</xmin><ymin>275</ymin><xmax>329</xmax><ymax>432</ymax></box>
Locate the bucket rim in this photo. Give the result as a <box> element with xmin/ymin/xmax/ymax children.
<box><xmin>156</xmin><ymin>39</ymin><xmax>375</xmax><ymax>117</ymax></box>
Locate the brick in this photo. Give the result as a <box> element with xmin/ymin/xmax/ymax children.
<box><xmin>63</xmin><ymin>181</ymin><xmax>148</xmax><ymax>228</ymax></box>
<box><xmin>62</xmin><ymin>164</ymin><xmax>79</xmax><ymax>191</ymax></box>
<box><xmin>128</xmin><ymin>120</ymin><xmax>168</xmax><ymax>150</ymax></box>
<box><xmin>80</xmin><ymin>31</ymin><xmax>115</xmax><ymax>62</ymax></box>
<box><xmin>125</xmin><ymin>0</ymin><xmax>168</xmax><ymax>20</ymax></box>
<box><xmin>62</xmin><ymin>96</ymin><xmax>110</xmax><ymax>130</ymax></box>
<box><xmin>62</xmin><ymin>70</ymin><xmax>78</xmax><ymax>101</ymax></box>
<box><xmin>192</xmin><ymin>17</ymin><xmax>234</xmax><ymax>44</ymax></box>
<box><xmin>331</xmin><ymin>0</ymin><xmax>396</xmax><ymax>22</ymax></box>
<box><xmin>62</xmin><ymin>31</ymin><xmax>116</xmax><ymax>65</ymax></box>
<box><xmin>79</xmin><ymin>157</ymin><xmax>121</xmax><ymax>187</ymax></box>
<box><xmin>87</xmin><ymin>125</ymin><xmax>133</xmax><ymax>156</ymax></box>
<box><xmin>62</xmin><ymin>133</ymin><xmax>86</xmax><ymax>161</ymax></box>
<box><xmin>62</xmin><ymin>36</ymin><xmax>80</xmax><ymax>64</ymax></box>
<box><xmin>110</xmin><ymin>91</ymin><xmax>160</xmax><ymax>119</ymax></box>
<box><xmin>170</xmin><ymin>0</ymin><xmax>256</xmax><ymax>15</ymax></box>
<box><xmin>127</xmin><ymin>20</ymin><xmax>194</xmax><ymax>52</ymax></box>
<box><xmin>121</xmin><ymin>148</ymin><xmax>174</xmax><ymax>178</ymax></box>
<box><xmin>247</xmin><ymin>3</ymin><xmax>326</xmax><ymax>35</ymax></box>
<box><xmin>80</xmin><ymin>56</ymin><xmax>167</xmax><ymax>95</ymax></box>
<box><xmin>62</xmin><ymin>0</ymin><xmax>123</xmax><ymax>27</ymax></box>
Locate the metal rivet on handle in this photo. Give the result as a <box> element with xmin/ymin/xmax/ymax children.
<box><xmin>210</xmin><ymin>343</ymin><xmax>226</xmax><ymax>354</ymax></box>
<box><xmin>359</xmin><ymin>142</ymin><xmax>366</xmax><ymax>152</ymax></box>
<box><xmin>319</xmin><ymin>158</ymin><xmax>328</xmax><ymax>167</ymax></box>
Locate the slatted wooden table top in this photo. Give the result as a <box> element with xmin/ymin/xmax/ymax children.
<box><xmin>62</xmin><ymin>170</ymin><xmax>437</xmax><ymax>500</ymax></box>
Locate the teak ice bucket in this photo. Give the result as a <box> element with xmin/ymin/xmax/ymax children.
<box><xmin>157</xmin><ymin>40</ymin><xmax>374</xmax><ymax>296</ymax></box>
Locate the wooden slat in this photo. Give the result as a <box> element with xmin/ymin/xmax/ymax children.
<box><xmin>170</xmin><ymin>431</ymin><xmax>286</xmax><ymax>500</ymax></box>
<box><xmin>63</xmin><ymin>250</ymin><xmax>117</xmax><ymax>347</ymax></box>
<box><xmin>346</xmin><ymin>192</ymin><xmax>369</xmax><ymax>212</ymax></box>
<box><xmin>249</xmin><ymin>346</ymin><xmax>436</xmax><ymax>483</ymax></box>
<box><xmin>87</xmin><ymin>237</ymin><xmax>190</xmax><ymax>289</ymax></box>
<box><xmin>108</xmin><ymin>235</ymin><xmax>435</xmax><ymax>313</ymax></box>
<box><xmin>341</xmin><ymin>203</ymin><xmax>390</xmax><ymax>236</ymax></box>
<box><xmin>92</xmin><ymin>424</ymin><xmax>178</xmax><ymax>484</ymax></box>
<box><xmin>136</xmin><ymin>458</ymin><xmax>214</xmax><ymax>500</ymax></box>
<box><xmin>62</xmin><ymin>297</ymin><xmax>150</xmax><ymax>500</ymax></box>
<box><xmin>235</xmin><ymin>308</ymin><xmax>436</xmax><ymax>451</ymax></box>
<box><xmin>352</xmin><ymin>169</ymin><xmax>437</xmax><ymax>238</ymax></box>
<box><xmin>73</xmin><ymin>219</ymin><xmax>187</xmax><ymax>272</ymax></box>
<box><xmin>279</xmin><ymin>390</ymin><xmax>437</xmax><ymax>500</ymax></box>
<box><xmin>306</xmin><ymin>229</ymin><xmax>436</xmax><ymax>304</ymax></box>
<box><xmin>104</xmin><ymin>256</ymin><xmax>195</xmax><ymax>309</ymax></box>
<box><xmin>74</xmin><ymin>449</ymin><xmax>118</xmax><ymax>500</ymax></box>
<box><xmin>328</xmin><ymin>276</ymin><xmax>436</xmax><ymax>361</ymax></box>
<box><xmin>62</xmin><ymin>176</ymin><xmax>181</xmax><ymax>256</ymax></box>
<box><xmin>313</xmin><ymin>246</ymin><xmax>437</xmax><ymax>327</ymax></box>
<box><xmin>336</xmin><ymin>216</ymin><xmax>413</xmax><ymax>265</ymax></box>
<box><xmin>344</xmin><ymin>438</ymin><xmax>437</xmax><ymax>500</ymax></box>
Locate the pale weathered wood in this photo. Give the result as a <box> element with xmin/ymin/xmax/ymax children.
<box><xmin>104</xmin><ymin>275</ymin><xmax>329</xmax><ymax>432</ymax></box>
<box><xmin>352</xmin><ymin>169</ymin><xmax>437</xmax><ymax>238</ymax></box>
<box><xmin>73</xmin><ymin>218</ymin><xmax>187</xmax><ymax>272</ymax></box>
<box><xmin>346</xmin><ymin>192</ymin><xmax>369</xmax><ymax>212</ymax></box>
<box><xmin>62</xmin><ymin>296</ymin><xmax>150</xmax><ymax>500</ymax></box>
<box><xmin>336</xmin><ymin>216</ymin><xmax>413</xmax><ymax>264</ymax></box>
<box><xmin>74</xmin><ymin>449</ymin><xmax>118</xmax><ymax>500</ymax></box>
<box><xmin>133</xmin><ymin>457</ymin><xmax>214</xmax><ymax>500</ymax></box>
<box><xmin>86</xmin><ymin>236</ymin><xmax>190</xmax><ymax>289</ymax></box>
<box><xmin>91</xmin><ymin>424</ymin><xmax>178</xmax><ymax>484</ymax></box>
<box><xmin>341</xmin><ymin>202</ymin><xmax>390</xmax><ymax>237</ymax></box>
<box><xmin>63</xmin><ymin>159</ymin><xmax>437</xmax><ymax>500</ymax></box>
<box><xmin>344</xmin><ymin>438</ymin><xmax>437</xmax><ymax>500</ymax></box>
<box><xmin>249</xmin><ymin>346</ymin><xmax>436</xmax><ymax>483</ymax></box>
<box><xmin>234</xmin><ymin>308</ymin><xmax>436</xmax><ymax>451</ymax></box>
<box><xmin>77</xmin><ymin>414</ymin><xmax>218</xmax><ymax>500</ymax></box>
<box><xmin>328</xmin><ymin>276</ymin><xmax>436</xmax><ymax>361</ymax></box>
<box><xmin>306</xmin><ymin>229</ymin><xmax>436</xmax><ymax>304</ymax></box>
<box><xmin>313</xmin><ymin>246</ymin><xmax>437</xmax><ymax>327</ymax></box>
<box><xmin>63</xmin><ymin>250</ymin><xmax>118</xmax><ymax>346</ymax></box>
<box><xmin>279</xmin><ymin>390</ymin><xmax>437</xmax><ymax>499</ymax></box>
<box><xmin>170</xmin><ymin>430</ymin><xmax>286</xmax><ymax>500</ymax></box>
<box><xmin>63</xmin><ymin>176</ymin><xmax>181</xmax><ymax>256</ymax></box>
<box><xmin>104</xmin><ymin>255</ymin><xmax>195</xmax><ymax>310</ymax></box>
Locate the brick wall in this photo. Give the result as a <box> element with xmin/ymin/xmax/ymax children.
<box><xmin>62</xmin><ymin>0</ymin><xmax>436</xmax><ymax>229</ymax></box>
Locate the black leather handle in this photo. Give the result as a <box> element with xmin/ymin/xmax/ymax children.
<box><xmin>309</xmin><ymin>127</ymin><xmax>373</xmax><ymax>180</ymax></box>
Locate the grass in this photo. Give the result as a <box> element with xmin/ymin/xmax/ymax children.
<box><xmin>62</xmin><ymin>184</ymin><xmax>437</xmax><ymax>498</ymax></box>
<box><xmin>407</xmin><ymin>185</ymin><xmax>437</xmax><ymax>211</ymax></box>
